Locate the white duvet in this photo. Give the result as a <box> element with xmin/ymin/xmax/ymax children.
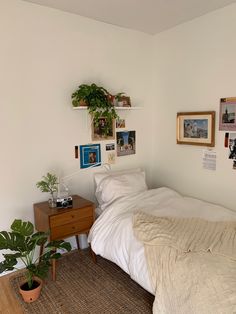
<box><xmin>88</xmin><ymin>187</ymin><xmax>236</xmax><ymax>295</ymax></box>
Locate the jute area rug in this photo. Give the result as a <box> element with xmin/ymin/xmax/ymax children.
<box><xmin>10</xmin><ymin>249</ymin><xmax>154</xmax><ymax>313</ymax></box>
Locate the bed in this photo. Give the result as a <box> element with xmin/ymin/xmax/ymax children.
<box><xmin>88</xmin><ymin>169</ymin><xmax>236</xmax><ymax>313</ymax></box>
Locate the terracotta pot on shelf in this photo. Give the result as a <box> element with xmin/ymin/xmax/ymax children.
<box><xmin>79</xmin><ymin>100</ymin><xmax>87</xmax><ymax>106</ymax></box>
<box><xmin>19</xmin><ymin>277</ymin><xmax>43</xmax><ymax>303</ymax></box>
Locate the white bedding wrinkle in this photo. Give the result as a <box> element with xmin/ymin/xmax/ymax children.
<box><xmin>88</xmin><ymin>187</ymin><xmax>236</xmax><ymax>298</ymax></box>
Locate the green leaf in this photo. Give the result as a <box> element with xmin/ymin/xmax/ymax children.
<box><xmin>46</xmin><ymin>240</ymin><xmax>72</xmax><ymax>252</ymax></box>
<box><xmin>31</xmin><ymin>232</ymin><xmax>48</xmax><ymax>246</ymax></box>
<box><xmin>3</xmin><ymin>252</ymin><xmax>22</xmax><ymax>260</ymax></box>
<box><xmin>27</xmin><ymin>262</ymin><xmax>51</xmax><ymax>281</ymax></box>
<box><xmin>11</xmin><ymin>219</ymin><xmax>34</xmax><ymax>236</ymax></box>
<box><xmin>36</xmin><ymin>173</ymin><xmax>58</xmax><ymax>194</ymax></box>
<box><xmin>58</xmin><ymin>242</ymin><xmax>72</xmax><ymax>252</ymax></box>
<box><xmin>0</xmin><ymin>255</ymin><xmax>18</xmax><ymax>273</ymax></box>
<box><xmin>50</xmin><ymin>253</ymin><xmax>61</xmax><ymax>259</ymax></box>
<box><xmin>32</xmin><ymin>261</ymin><xmax>51</xmax><ymax>280</ymax></box>
<box><xmin>0</xmin><ymin>231</ymin><xmax>27</xmax><ymax>251</ymax></box>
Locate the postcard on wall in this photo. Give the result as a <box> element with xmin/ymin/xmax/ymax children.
<box><xmin>106</xmin><ymin>143</ymin><xmax>115</xmax><ymax>151</ymax></box>
<box><xmin>116</xmin><ymin>130</ymin><xmax>136</xmax><ymax>156</ymax></box>
<box><xmin>219</xmin><ymin>97</ymin><xmax>236</xmax><ymax>131</ymax></box>
<box><xmin>107</xmin><ymin>151</ymin><xmax>116</xmax><ymax>164</ymax></box>
<box><xmin>116</xmin><ymin>119</ymin><xmax>125</xmax><ymax>128</ymax></box>
<box><xmin>228</xmin><ymin>133</ymin><xmax>236</xmax><ymax>159</ymax></box>
<box><xmin>202</xmin><ymin>149</ymin><xmax>216</xmax><ymax>171</ymax></box>
<box><xmin>80</xmin><ymin>144</ymin><xmax>101</xmax><ymax>169</ymax></box>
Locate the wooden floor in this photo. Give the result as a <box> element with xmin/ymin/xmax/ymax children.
<box><xmin>0</xmin><ymin>272</ymin><xmax>24</xmax><ymax>314</ymax></box>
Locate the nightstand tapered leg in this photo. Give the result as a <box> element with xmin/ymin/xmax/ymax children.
<box><xmin>75</xmin><ymin>235</ymin><xmax>80</xmax><ymax>250</ymax></box>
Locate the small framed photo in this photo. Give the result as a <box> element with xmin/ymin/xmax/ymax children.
<box><xmin>219</xmin><ymin>97</ymin><xmax>236</xmax><ymax>131</ymax></box>
<box><xmin>118</xmin><ymin>96</ymin><xmax>131</xmax><ymax>107</ymax></box>
<box><xmin>92</xmin><ymin>117</ymin><xmax>115</xmax><ymax>141</ymax></box>
<box><xmin>80</xmin><ymin>144</ymin><xmax>101</xmax><ymax>169</ymax></box>
<box><xmin>177</xmin><ymin>111</ymin><xmax>215</xmax><ymax>147</ymax></box>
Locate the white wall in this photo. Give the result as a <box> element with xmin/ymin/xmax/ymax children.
<box><xmin>152</xmin><ymin>4</ymin><xmax>236</xmax><ymax>210</ymax></box>
<box><xmin>0</xmin><ymin>0</ymin><xmax>154</xmax><ymax>251</ymax></box>
<box><xmin>1</xmin><ymin>0</ymin><xmax>236</xmax><ymax>268</ymax></box>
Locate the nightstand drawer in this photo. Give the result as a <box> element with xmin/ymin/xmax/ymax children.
<box><xmin>51</xmin><ymin>217</ymin><xmax>94</xmax><ymax>240</ymax></box>
<box><xmin>50</xmin><ymin>206</ymin><xmax>93</xmax><ymax>228</ymax></box>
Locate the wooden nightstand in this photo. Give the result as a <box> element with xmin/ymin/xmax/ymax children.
<box><xmin>34</xmin><ymin>195</ymin><xmax>96</xmax><ymax>280</ymax></box>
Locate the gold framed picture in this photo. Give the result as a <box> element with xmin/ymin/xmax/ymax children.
<box><xmin>176</xmin><ymin>111</ymin><xmax>215</xmax><ymax>147</ymax></box>
<box><xmin>91</xmin><ymin>117</ymin><xmax>115</xmax><ymax>141</ymax></box>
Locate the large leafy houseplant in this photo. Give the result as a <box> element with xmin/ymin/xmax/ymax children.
<box><xmin>71</xmin><ymin>83</ymin><xmax>119</xmax><ymax>136</ymax></box>
<box><xmin>0</xmin><ymin>219</ymin><xmax>71</xmax><ymax>300</ymax></box>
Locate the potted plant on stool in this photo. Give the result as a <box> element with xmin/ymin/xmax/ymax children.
<box><xmin>0</xmin><ymin>219</ymin><xmax>71</xmax><ymax>302</ymax></box>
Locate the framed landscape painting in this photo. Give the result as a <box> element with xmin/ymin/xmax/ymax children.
<box><xmin>176</xmin><ymin>111</ymin><xmax>215</xmax><ymax>147</ymax></box>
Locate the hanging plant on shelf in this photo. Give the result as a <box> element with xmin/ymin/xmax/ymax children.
<box><xmin>71</xmin><ymin>83</ymin><xmax>120</xmax><ymax>137</ymax></box>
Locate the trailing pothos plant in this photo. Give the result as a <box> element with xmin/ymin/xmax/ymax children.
<box><xmin>71</xmin><ymin>83</ymin><xmax>119</xmax><ymax>136</ymax></box>
<box><xmin>0</xmin><ymin>219</ymin><xmax>71</xmax><ymax>289</ymax></box>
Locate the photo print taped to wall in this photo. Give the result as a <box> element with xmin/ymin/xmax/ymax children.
<box><xmin>116</xmin><ymin>131</ymin><xmax>136</xmax><ymax>156</ymax></box>
<box><xmin>219</xmin><ymin>97</ymin><xmax>236</xmax><ymax>131</ymax></box>
<box><xmin>228</xmin><ymin>133</ymin><xmax>236</xmax><ymax>160</ymax></box>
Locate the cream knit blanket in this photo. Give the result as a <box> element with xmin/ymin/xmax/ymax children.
<box><xmin>133</xmin><ymin>212</ymin><xmax>236</xmax><ymax>314</ymax></box>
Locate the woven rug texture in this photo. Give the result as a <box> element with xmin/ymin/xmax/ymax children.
<box><xmin>10</xmin><ymin>249</ymin><xmax>154</xmax><ymax>313</ymax></box>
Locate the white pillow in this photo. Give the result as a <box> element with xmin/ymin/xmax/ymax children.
<box><xmin>95</xmin><ymin>171</ymin><xmax>147</xmax><ymax>208</ymax></box>
<box><xmin>94</xmin><ymin>168</ymin><xmax>142</xmax><ymax>187</ymax></box>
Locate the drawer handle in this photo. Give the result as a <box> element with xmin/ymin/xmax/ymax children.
<box><xmin>71</xmin><ymin>215</ymin><xmax>74</xmax><ymax>218</ymax></box>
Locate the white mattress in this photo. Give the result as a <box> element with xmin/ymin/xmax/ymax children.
<box><xmin>88</xmin><ymin>187</ymin><xmax>236</xmax><ymax>294</ymax></box>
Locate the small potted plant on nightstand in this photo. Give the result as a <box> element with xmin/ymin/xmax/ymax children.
<box><xmin>36</xmin><ymin>173</ymin><xmax>58</xmax><ymax>208</ymax></box>
<box><xmin>0</xmin><ymin>219</ymin><xmax>71</xmax><ymax>302</ymax></box>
